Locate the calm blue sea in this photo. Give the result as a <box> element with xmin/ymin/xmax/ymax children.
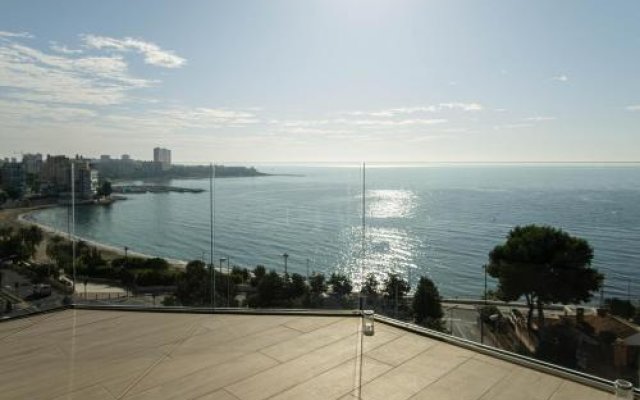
<box><xmin>29</xmin><ymin>164</ymin><xmax>640</xmax><ymax>299</ymax></box>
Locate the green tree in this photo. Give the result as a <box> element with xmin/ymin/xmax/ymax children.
<box><xmin>80</xmin><ymin>247</ymin><xmax>107</xmax><ymax>275</ymax></box>
<box><xmin>309</xmin><ymin>273</ymin><xmax>327</xmax><ymax>295</ymax></box>
<box><xmin>143</xmin><ymin>257</ymin><xmax>169</xmax><ymax>270</ymax></box>
<box><xmin>175</xmin><ymin>260</ymin><xmax>210</xmax><ymax>306</ymax></box>
<box><xmin>232</xmin><ymin>266</ymin><xmax>250</xmax><ymax>283</ymax></box>
<box><xmin>0</xmin><ymin>226</ymin><xmax>44</xmax><ymax>262</ymax></box>
<box><xmin>256</xmin><ymin>270</ymin><xmax>285</xmax><ymax>307</ymax></box>
<box><xmin>97</xmin><ymin>180</ymin><xmax>113</xmax><ymax>197</ymax></box>
<box><xmin>46</xmin><ymin>235</ymin><xmax>71</xmax><ymax>270</ymax></box>
<box><xmin>383</xmin><ymin>273</ymin><xmax>410</xmax><ymax>312</ymax></box>
<box><xmin>286</xmin><ymin>273</ymin><xmax>308</xmax><ymax>299</ymax></box>
<box><xmin>361</xmin><ymin>273</ymin><xmax>379</xmax><ymax>297</ymax></box>
<box><xmin>412</xmin><ymin>276</ymin><xmax>445</xmax><ymax>331</ymax></box>
<box><xmin>487</xmin><ymin>225</ymin><xmax>603</xmax><ymax>332</ymax></box>
<box><xmin>251</xmin><ymin>265</ymin><xmax>266</xmax><ymax>287</ymax></box>
<box><xmin>328</xmin><ymin>273</ymin><xmax>353</xmax><ymax>297</ymax></box>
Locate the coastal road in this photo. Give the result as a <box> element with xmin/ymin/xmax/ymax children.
<box><xmin>444</xmin><ymin>304</ymin><xmax>496</xmax><ymax>347</ymax></box>
<box><xmin>0</xmin><ymin>268</ymin><xmax>66</xmax><ymax>315</ymax></box>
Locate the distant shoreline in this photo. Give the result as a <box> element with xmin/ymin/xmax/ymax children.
<box><xmin>5</xmin><ymin>207</ymin><xmax>188</xmax><ymax>268</ymax></box>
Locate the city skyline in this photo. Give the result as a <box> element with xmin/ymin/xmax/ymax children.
<box><xmin>1</xmin><ymin>1</ymin><xmax>640</xmax><ymax>162</ymax></box>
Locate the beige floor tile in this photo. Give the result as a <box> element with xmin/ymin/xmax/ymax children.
<box><xmin>261</xmin><ymin>318</ymin><xmax>358</xmax><ymax>362</ymax></box>
<box><xmin>366</xmin><ymin>334</ymin><xmax>437</xmax><ymax>366</ymax></box>
<box><xmin>478</xmin><ymin>367</ymin><xmax>564</xmax><ymax>400</ymax></box>
<box><xmin>284</xmin><ymin>316</ymin><xmax>348</xmax><ymax>332</ymax></box>
<box><xmin>359</xmin><ymin>343</ymin><xmax>473</xmax><ymax>400</ymax></box>
<box><xmin>124</xmin><ymin>352</ymin><xmax>278</xmax><ymax>400</ymax></box>
<box><xmin>549</xmin><ymin>381</ymin><xmax>614</xmax><ymax>400</ymax></box>
<box><xmin>409</xmin><ymin>357</ymin><xmax>510</xmax><ymax>400</ymax></box>
<box><xmin>269</xmin><ymin>356</ymin><xmax>392</xmax><ymax>400</ymax></box>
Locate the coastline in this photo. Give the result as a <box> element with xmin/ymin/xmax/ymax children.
<box><xmin>1</xmin><ymin>206</ymin><xmax>188</xmax><ymax>268</ymax></box>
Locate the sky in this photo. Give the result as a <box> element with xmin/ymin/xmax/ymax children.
<box><xmin>1</xmin><ymin>0</ymin><xmax>639</xmax><ymax>163</ymax></box>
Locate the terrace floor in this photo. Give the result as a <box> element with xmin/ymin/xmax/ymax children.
<box><xmin>0</xmin><ymin>309</ymin><xmax>615</xmax><ymax>400</ymax></box>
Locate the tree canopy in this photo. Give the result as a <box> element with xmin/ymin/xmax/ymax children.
<box><xmin>175</xmin><ymin>260</ymin><xmax>211</xmax><ymax>306</ymax></box>
<box><xmin>383</xmin><ymin>273</ymin><xmax>410</xmax><ymax>301</ymax></box>
<box><xmin>361</xmin><ymin>273</ymin><xmax>379</xmax><ymax>297</ymax></box>
<box><xmin>328</xmin><ymin>273</ymin><xmax>353</xmax><ymax>297</ymax></box>
<box><xmin>412</xmin><ymin>276</ymin><xmax>445</xmax><ymax>331</ymax></box>
<box><xmin>0</xmin><ymin>225</ymin><xmax>44</xmax><ymax>262</ymax></box>
<box><xmin>97</xmin><ymin>180</ymin><xmax>113</xmax><ymax>197</ymax></box>
<box><xmin>487</xmin><ymin>225</ymin><xmax>603</xmax><ymax>331</ymax></box>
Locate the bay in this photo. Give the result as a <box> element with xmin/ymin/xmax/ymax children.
<box><xmin>29</xmin><ymin>164</ymin><xmax>640</xmax><ymax>299</ymax></box>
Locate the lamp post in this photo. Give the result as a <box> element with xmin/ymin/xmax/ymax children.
<box><xmin>481</xmin><ymin>264</ymin><xmax>487</xmax><ymax>345</ymax></box>
<box><xmin>227</xmin><ymin>257</ymin><xmax>231</xmax><ymax>307</ymax></box>
<box><xmin>218</xmin><ymin>257</ymin><xmax>226</xmax><ymax>306</ymax></box>
<box><xmin>282</xmin><ymin>253</ymin><xmax>289</xmax><ymax>276</ymax></box>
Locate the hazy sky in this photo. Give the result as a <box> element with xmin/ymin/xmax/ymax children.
<box><xmin>1</xmin><ymin>0</ymin><xmax>639</xmax><ymax>163</ymax></box>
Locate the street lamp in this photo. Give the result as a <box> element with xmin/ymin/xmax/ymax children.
<box><xmin>216</xmin><ymin>257</ymin><xmax>226</xmax><ymax>307</ymax></box>
<box><xmin>227</xmin><ymin>257</ymin><xmax>231</xmax><ymax>307</ymax></box>
<box><xmin>282</xmin><ymin>253</ymin><xmax>289</xmax><ymax>276</ymax></box>
<box><xmin>481</xmin><ymin>264</ymin><xmax>487</xmax><ymax>344</ymax></box>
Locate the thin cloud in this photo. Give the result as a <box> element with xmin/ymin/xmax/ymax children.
<box><xmin>524</xmin><ymin>116</ymin><xmax>556</xmax><ymax>122</ymax></box>
<box><xmin>552</xmin><ymin>75</ymin><xmax>569</xmax><ymax>82</ymax></box>
<box><xmin>494</xmin><ymin>123</ymin><xmax>534</xmax><ymax>130</ymax></box>
<box><xmin>345</xmin><ymin>102</ymin><xmax>483</xmax><ymax>117</ymax></box>
<box><xmin>0</xmin><ymin>99</ymin><xmax>96</xmax><ymax>123</ymax></box>
<box><xmin>50</xmin><ymin>42</ymin><xmax>83</xmax><ymax>55</ymax></box>
<box><xmin>99</xmin><ymin>107</ymin><xmax>260</xmax><ymax>133</ymax></box>
<box><xmin>625</xmin><ymin>105</ymin><xmax>640</xmax><ymax>112</ymax></box>
<box><xmin>82</xmin><ymin>34</ymin><xmax>186</xmax><ymax>68</ymax></box>
<box><xmin>0</xmin><ymin>31</ymin><xmax>33</xmax><ymax>39</ymax></box>
<box><xmin>0</xmin><ymin>39</ymin><xmax>153</xmax><ymax>105</ymax></box>
<box><xmin>351</xmin><ymin>118</ymin><xmax>447</xmax><ymax>126</ymax></box>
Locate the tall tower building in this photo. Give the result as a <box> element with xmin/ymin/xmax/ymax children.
<box><xmin>153</xmin><ymin>147</ymin><xmax>172</xmax><ymax>171</ymax></box>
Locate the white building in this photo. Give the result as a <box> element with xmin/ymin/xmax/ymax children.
<box><xmin>22</xmin><ymin>153</ymin><xmax>43</xmax><ymax>175</ymax></box>
<box><xmin>153</xmin><ymin>147</ymin><xmax>171</xmax><ymax>171</ymax></box>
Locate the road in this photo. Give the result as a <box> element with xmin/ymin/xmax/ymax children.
<box><xmin>443</xmin><ymin>304</ymin><xmax>496</xmax><ymax>347</ymax></box>
<box><xmin>0</xmin><ymin>267</ymin><xmax>66</xmax><ymax>317</ymax></box>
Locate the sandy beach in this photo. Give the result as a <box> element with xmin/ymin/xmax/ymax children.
<box><xmin>0</xmin><ymin>205</ymin><xmax>187</xmax><ymax>268</ymax></box>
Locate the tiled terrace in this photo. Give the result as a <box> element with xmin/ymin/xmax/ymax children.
<box><xmin>0</xmin><ymin>309</ymin><xmax>616</xmax><ymax>400</ymax></box>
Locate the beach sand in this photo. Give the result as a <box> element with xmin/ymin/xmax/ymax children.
<box><xmin>0</xmin><ymin>206</ymin><xmax>187</xmax><ymax>268</ymax></box>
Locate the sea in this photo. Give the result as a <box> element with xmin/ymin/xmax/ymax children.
<box><xmin>28</xmin><ymin>164</ymin><xmax>640</xmax><ymax>299</ymax></box>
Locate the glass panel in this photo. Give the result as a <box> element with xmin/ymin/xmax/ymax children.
<box><xmin>3</xmin><ymin>160</ymin><xmax>640</xmax><ymax>389</ymax></box>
